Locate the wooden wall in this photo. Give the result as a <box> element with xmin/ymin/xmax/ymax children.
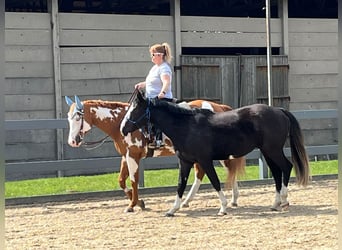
<box><xmin>4</xmin><ymin>12</ymin><xmax>338</xmax><ymax>163</ymax></box>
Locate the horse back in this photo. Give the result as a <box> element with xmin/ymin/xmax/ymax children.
<box><xmin>188</xmin><ymin>100</ymin><xmax>232</xmax><ymax>112</ymax></box>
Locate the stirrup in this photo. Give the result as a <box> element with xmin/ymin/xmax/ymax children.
<box><xmin>148</xmin><ymin>140</ymin><xmax>164</xmax><ymax>149</ymax></box>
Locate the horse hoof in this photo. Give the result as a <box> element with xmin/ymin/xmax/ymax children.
<box><xmin>139</xmin><ymin>200</ymin><xmax>146</xmax><ymax>210</ymax></box>
<box><xmin>281</xmin><ymin>202</ymin><xmax>290</xmax><ymax>211</ymax></box>
<box><xmin>124</xmin><ymin>207</ymin><xmax>134</xmax><ymax>213</ymax></box>
<box><xmin>270</xmin><ymin>207</ymin><xmax>278</xmax><ymax>211</ymax></box>
<box><xmin>217</xmin><ymin>211</ymin><xmax>227</xmax><ymax>216</ymax></box>
<box><xmin>181</xmin><ymin>203</ymin><xmax>189</xmax><ymax>208</ymax></box>
<box><xmin>231</xmin><ymin>202</ymin><xmax>238</xmax><ymax>207</ymax></box>
<box><xmin>165</xmin><ymin>212</ymin><xmax>175</xmax><ymax>217</ymax></box>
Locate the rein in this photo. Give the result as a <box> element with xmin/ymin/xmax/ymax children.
<box><xmin>125</xmin><ymin>98</ymin><xmax>152</xmax><ymax>137</ymax></box>
<box><xmin>81</xmin><ymin>134</ymin><xmax>110</xmax><ymax>150</ymax></box>
<box><xmin>78</xmin><ymin>89</ymin><xmax>139</xmax><ymax>150</ymax></box>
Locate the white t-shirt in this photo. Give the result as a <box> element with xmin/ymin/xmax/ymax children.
<box><xmin>145</xmin><ymin>62</ymin><xmax>173</xmax><ymax>98</ymax></box>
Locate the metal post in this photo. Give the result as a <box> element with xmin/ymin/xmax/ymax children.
<box><xmin>265</xmin><ymin>0</ymin><xmax>273</xmax><ymax>106</ymax></box>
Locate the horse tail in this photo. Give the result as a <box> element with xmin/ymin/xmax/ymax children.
<box><xmin>222</xmin><ymin>157</ymin><xmax>246</xmax><ymax>189</ymax></box>
<box><xmin>281</xmin><ymin>109</ymin><xmax>310</xmax><ymax>186</ymax></box>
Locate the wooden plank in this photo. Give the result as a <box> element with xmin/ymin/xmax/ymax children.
<box><xmin>5</xmin><ymin>111</ymin><xmax>57</xmax><ymax>120</ymax></box>
<box><xmin>289</xmin><ymin>46</ymin><xmax>338</xmax><ymax>61</ymax></box>
<box><xmin>288</xmin><ymin>19</ymin><xmax>337</xmax><ymax>33</ymax></box>
<box><xmin>292</xmin><ymin>109</ymin><xmax>337</xmax><ymax>120</ymax></box>
<box><xmin>63</xmin><ymin>142</ymin><xmax>121</xmax><ymax>159</ymax></box>
<box><xmin>60</xmin><ymin>62</ymin><xmax>151</xmax><ymax>80</ymax></box>
<box><xmin>290</xmin><ymin>102</ymin><xmax>337</xmax><ymax>111</ymax></box>
<box><xmin>4</xmin><ymin>78</ymin><xmax>54</xmax><ymax>95</ymax></box>
<box><xmin>300</xmin><ymin>119</ymin><xmax>337</xmax><ymax>130</ymax></box>
<box><xmin>61</xmin><ymin>78</ymin><xmax>142</xmax><ymax>96</ymax></box>
<box><xmin>5</xmin><ymin>13</ymin><xmax>51</xmax><ymax>29</ymax></box>
<box><xmin>59</xmin><ymin>13</ymin><xmax>173</xmax><ymax>31</ymax></box>
<box><xmin>6</xmin><ymin>30</ymin><xmax>51</xmax><ymax>46</ymax></box>
<box><xmin>221</xmin><ymin>57</ymin><xmax>239</xmax><ymax>108</ymax></box>
<box><xmin>6</xmin><ymin>142</ymin><xmax>56</xmax><ymax>161</ymax></box>
<box><xmin>289</xmin><ymin>33</ymin><xmax>337</xmax><ymax>47</ymax></box>
<box><xmin>6</xmin><ymin>62</ymin><xmax>53</xmax><ymax>78</ymax></box>
<box><xmin>289</xmin><ymin>61</ymin><xmax>337</xmax><ymax>75</ymax></box>
<box><xmin>289</xmin><ymin>74</ymin><xmax>337</xmax><ymax>89</ymax></box>
<box><xmin>181</xmin><ymin>32</ymin><xmax>282</xmax><ymax>47</ymax></box>
<box><xmin>6</xmin><ymin>130</ymin><xmax>56</xmax><ymax>143</ymax></box>
<box><xmin>59</xmin><ymin>30</ymin><xmax>173</xmax><ymax>46</ymax></box>
<box><xmin>60</xmin><ymin>47</ymin><xmax>149</xmax><ymax>63</ymax></box>
<box><xmin>289</xmin><ymin>88</ymin><xmax>337</xmax><ymax>102</ymax></box>
<box><xmin>181</xmin><ymin>16</ymin><xmax>282</xmax><ymax>33</ymax></box>
<box><xmin>5</xmin><ymin>94</ymin><xmax>55</xmax><ymax>111</ymax></box>
<box><xmin>6</xmin><ymin>45</ymin><xmax>52</xmax><ymax>62</ymax></box>
<box><xmin>51</xmin><ymin>0</ymin><xmax>64</xmax><ymax>160</ymax></box>
<box><xmin>5</xmin><ymin>119</ymin><xmax>67</xmax><ymax>130</ymax></box>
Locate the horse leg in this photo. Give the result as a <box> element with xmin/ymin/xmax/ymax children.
<box><xmin>203</xmin><ymin>161</ymin><xmax>227</xmax><ymax>216</ymax></box>
<box><xmin>263</xmin><ymin>154</ymin><xmax>285</xmax><ymax>211</ymax></box>
<box><xmin>279</xmin><ymin>155</ymin><xmax>293</xmax><ymax>210</ymax></box>
<box><xmin>220</xmin><ymin>157</ymin><xmax>245</xmax><ymax>207</ymax></box>
<box><xmin>118</xmin><ymin>157</ymin><xmax>132</xmax><ymax>201</ymax></box>
<box><xmin>181</xmin><ymin>163</ymin><xmax>205</xmax><ymax>208</ymax></box>
<box><xmin>166</xmin><ymin>159</ymin><xmax>193</xmax><ymax>217</ymax></box>
<box><xmin>124</xmin><ymin>153</ymin><xmax>145</xmax><ymax>212</ymax></box>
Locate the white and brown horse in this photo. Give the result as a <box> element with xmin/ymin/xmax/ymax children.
<box><xmin>65</xmin><ymin>95</ymin><xmax>245</xmax><ymax>212</ymax></box>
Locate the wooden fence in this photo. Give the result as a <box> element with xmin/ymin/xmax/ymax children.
<box><xmin>5</xmin><ymin>109</ymin><xmax>338</xmax><ymax>185</ymax></box>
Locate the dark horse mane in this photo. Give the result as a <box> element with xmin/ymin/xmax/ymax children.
<box><xmin>152</xmin><ymin>98</ymin><xmax>214</xmax><ymax>116</ymax></box>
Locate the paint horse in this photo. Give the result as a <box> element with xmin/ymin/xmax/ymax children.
<box><xmin>65</xmin><ymin>95</ymin><xmax>245</xmax><ymax>212</ymax></box>
<box><xmin>121</xmin><ymin>91</ymin><xmax>310</xmax><ymax>216</ymax></box>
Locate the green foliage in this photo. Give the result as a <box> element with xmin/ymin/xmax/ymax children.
<box><xmin>5</xmin><ymin>160</ymin><xmax>337</xmax><ymax>198</ymax></box>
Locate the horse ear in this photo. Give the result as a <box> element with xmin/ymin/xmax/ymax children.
<box><xmin>74</xmin><ymin>95</ymin><xmax>84</xmax><ymax>111</ymax></box>
<box><xmin>65</xmin><ymin>96</ymin><xmax>74</xmax><ymax>106</ymax></box>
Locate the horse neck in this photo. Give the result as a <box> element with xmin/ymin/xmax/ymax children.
<box><xmin>150</xmin><ymin>107</ymin><xmax>187</xmax><ymax>143</ymax></box>
<box><xmin>83</xmin><ymin>101</ymin><xmax>127</xmax><ymax>140</ymax></box>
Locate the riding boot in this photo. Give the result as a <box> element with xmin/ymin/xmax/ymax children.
<box><xmin>148</xmin><ymin>128</ymin><xmax>164</xmax><ymax>149</ymax></box>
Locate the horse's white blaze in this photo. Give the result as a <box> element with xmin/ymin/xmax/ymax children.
<box><xmin>67</xmin><ymin>111</ymin><xmax>91</xmax><ymax>147</ymax></box>
<box><xmin>90</xmin><ymin>106</ymin><xmax>122</xmax><ymax>120</ymax></box>
<box><xmin>126</xmin><ymin>151</ymin><xmax>139</xmax><ymax>182</ymax></box>
<box><xmin>181</xmin><ymin>177</ymin><xmax>202</xmax><ymax>207</ymax></box>
<box><xmin>200</xmin><ymin>101</ymin><xmax>214</xmax><ymax>111</ymax></box>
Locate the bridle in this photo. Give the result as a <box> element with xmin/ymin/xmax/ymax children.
<box><xmin>72</xmin><ymin>107</ymin><xmax>110</xmax><ymax>150</ymax></box>
<box><xmin>124</xmin><ymin>96</ymin><xmax>153</xmax><ymax>138</ymax></box>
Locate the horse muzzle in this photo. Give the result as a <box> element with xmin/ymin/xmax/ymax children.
<box><xmin>68</xmin><ymin>134</ymin><xmax>83</xmax><ymax>147</ymax></box>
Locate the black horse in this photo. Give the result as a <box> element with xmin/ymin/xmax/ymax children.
<box><xmin>121</xmin><ymin>91</ymin><xmax>310</xmax><ymax>216</ymax></box>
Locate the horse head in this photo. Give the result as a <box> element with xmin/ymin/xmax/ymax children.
<box><xmin>65</xmin><ymin>95</ymin><xmax>92</xmax><ymax>147</ymax></box>
<box><xmin>120</xmin><ymin>90</ymin><xmax>152</xmax><ymax>136</ymax></box>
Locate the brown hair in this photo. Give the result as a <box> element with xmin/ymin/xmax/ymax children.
<box><xmin>149</xmin><ymin>42</ymin><xmax>173</xmax><ymax>64</ymax></box>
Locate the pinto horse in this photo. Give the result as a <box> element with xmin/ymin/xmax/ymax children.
<box><xmin>65</xmin><ymin>95</ymin><xmax>245</xmax><ymax>212</ymax></box>
<box><xmin>121</xmin><ymin>91</ymin><xmax>310</xmax><ymax>216</ymax></box>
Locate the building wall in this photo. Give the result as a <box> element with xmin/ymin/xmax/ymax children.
<box><xmin>4</xmin><ymin>12</ymin><xmax>338</xmax><ymax>162</ymax></box>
